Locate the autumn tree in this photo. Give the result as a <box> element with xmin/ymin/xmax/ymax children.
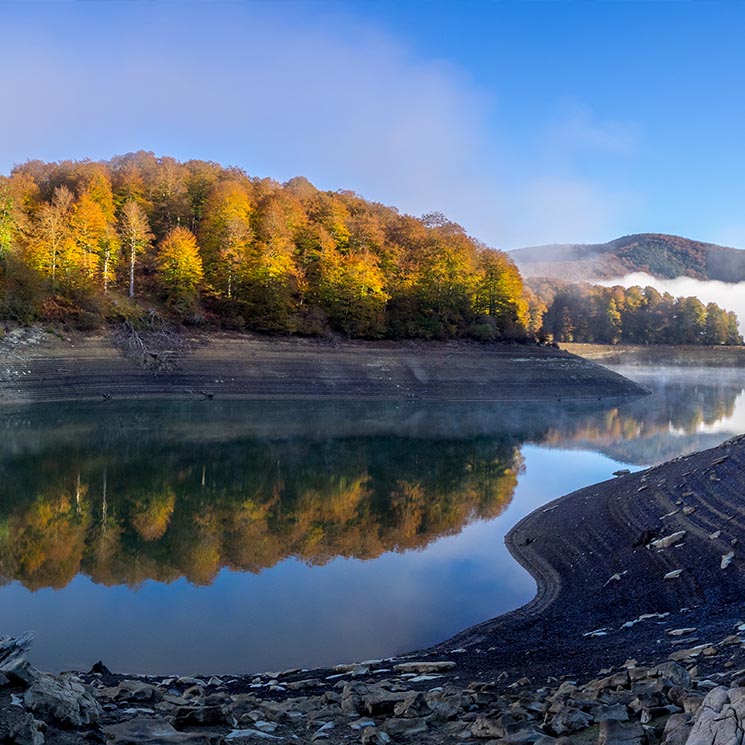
<box><xmin>26</xmin><ymin>186</ymin><xmax>77</xmax><ymax>288</ymax></box>
<box><xmin>199</xmin><ymin>181</ymin><xmax>252</xmax><ymax>298</ymax></box>
<box><xmin>118</xmin><ymin>199</ymin><xmax>153</xmax><ymax>297</ymax></box>
<box><xmin>156</xmin><ymin>226</ymin><xmax>204</xmax><ymax>308</ymax></box>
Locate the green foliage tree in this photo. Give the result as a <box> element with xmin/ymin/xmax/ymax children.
<box><xmin>533</xmin><ymin>279</ymin><xmax>742</xmax><ymax>346</ymax></box>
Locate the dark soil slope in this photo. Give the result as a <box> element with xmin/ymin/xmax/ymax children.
<box><xmin>437</xmin><ymin>433</ymin><xmax>745</xmax><ymax>683</ymax></box>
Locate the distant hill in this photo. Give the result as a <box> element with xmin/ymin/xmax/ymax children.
<box><xmin>511</xmin><ymin>233</ymin><xmax>745</xmax><ymax>282</ymax></box>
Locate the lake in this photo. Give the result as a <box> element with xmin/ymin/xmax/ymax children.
<box><xmin>0</xmin><ymin>364</ymin><xmax>743</xmax><ymax>675</ymax></box>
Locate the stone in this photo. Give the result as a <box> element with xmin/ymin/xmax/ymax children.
<box><xmin>721</xmin><ymin>552</ymin><xmax>735</xmax><ymax>569</ymax></box>
<box><xmin>549</xmin><ymin>707</ymin><xmax>592</xmax><ymax>735</ymax></box>
<box><xmin>383</xmin><ymin>717</ymin><xmax>429</xmax><ymax>736</ymax></box>
<box><xmin>685</xmin><ymin>686</ymin><xmax>745</xmax><ymax>745</ymax></box>
<box><xmin>472</xmin><ymin>716</ymin><xmax>507</xmax><ymax>738</ymax></box>
<box><xmin>361</xmin><ymin>727</ymin><xmax>392</xmax><ymax>744</ymax></box>
<box><xmin>392</xmin><ymin>690</ymin><xmax>429</xmax><ymax>717</ymax></box>
<box><xmin>0</xmin><ymin>708</ymin><xmax>45</xmax><ymax>745</ymax></box>
<box><xmin>104</xmin><ymin>717</ymin><xmax>223</xmax><ymax>744</ymax></box>
<box><xmin>24</xmin><ymin>672</ymin><xmax>101</xmax><ymax>727</ymax></box>
<box><xmin>597</xmin><ymin>720</ymin><xmax>644</xmax><ymax>745</ymax></box>
<box><xmin>661</xmin><ymin>713</ymin><xmax>691</xmax><ymax>745</ymax></box>
<box><xmin>173</xmin><ymin>704</ymin><xmax>232</xmax><ymax>728</ymax></box>
<box><xmin>0</xmin><ymin>632</ymin><xmax>39</xmax><ymax>686</ymax></box>
<box><xmin>350</xmin><ymin>718</ymin><xmax>376</xmax><ymax>730</ymax></box>
<box><xmin>112</xmin><ymin>679</ymin><xmax>163</xmax><ymax>703</ymax></box>
<box><xmin>364</xmin><ymin>693</ymin><xmax>409</xmax><ymax>717</ymax></box>
<box><xmin>392</xmin><ymin>661</ymin><xmax>456</xmax><ymax>674</ymax></box>
<box><xmin>650</xmin><ymin>531</ymin><xmax>687</xmax><ymax>550</ymax></box>
<box><xmin>88</xmin><ymin>661</ymin><xmax>111</xmax><ymax>675</ymax></box>
<box><xmin>595</xmin><ymin>703</ymin><xmax>630</xmax><ymax>722</ymax></box>
<box><xmin>668</xmin><ymin>646</ymin><xmax>709</xmax><ymax>663</ymax></box>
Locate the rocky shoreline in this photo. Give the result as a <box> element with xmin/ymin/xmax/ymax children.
<box><xmin>5</xmin><ymin>434</ymin><xmax>745</xmax><ymax>743</ymax></box>
<box><xmin>0</xmin><ymin>326</ymin><xmax>646</xmax><ymax>404</ymax></box>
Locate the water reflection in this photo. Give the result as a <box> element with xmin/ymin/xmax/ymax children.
<box><xmin>0</xmin><ymin>431</ymin><xmax>520</xmax><ymax>590</ymax></box>
<box><xmin>0</xmin><ymin>366</ymin><xmax>743</xmax><ymax>673</ymax></box>
<box><xmin>542</xmin><ymin>367</ymin><xmax>745</xmax><ymax>463</ymax></box>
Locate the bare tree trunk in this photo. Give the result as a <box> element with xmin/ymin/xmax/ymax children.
<box><xmin>129</xmin><ymin>240</ymin><xmax>136</xmax><ymax>298</ymax></box>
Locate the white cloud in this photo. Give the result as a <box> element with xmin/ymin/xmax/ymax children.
<box><xmin>0</xmin><ymin>4</ymin><xmax>635</xmax><ymax>250</ymax></box>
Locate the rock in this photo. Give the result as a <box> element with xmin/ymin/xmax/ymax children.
<box><xmin>685</xmin><ymin>686</ymin><xmax>745</xmax><ymax>745</ymax></box>
<box><xmin>654</xmin><ymin>663</ymin><xmax>692</xmax><ymax>688</ymax></box>
<box><xmin>112</xmin><ymin>679</ymin><xmax>163</xmax><ymax>703</ymax></box>
<box><xmin>667</xmin><ymin>629</ymin><xmax>697</xmax><ymax>637</ymax></box>
<box><xmin>383</xmin><ymin>717</ymin><xmax>429</xmax><ymax>736</ymax></box>
<box><xmin>173</xmin><ymin>704</ymin><xmax>233</xmax><ymax>728</ymax></box>
<box><xmin>721</xmin><ymin>552</ymin><xmax>735</xmax><ymax>569</ymax></box>
<box><xmin>661</xmin><ymin>713</ymin><xmax>692</xmax><ymax>745</ymax></box>
<box><xmin>312</xmin><ymin>721</ymin><xmax>335</xmax><ymax>740</ymax></box>
<box><xmin>549</xmin><ymin>708</ymin><xmax>593</xmax><ymax>735</ymax></box>
<box><xmin>350</xmin><ymin>718</ymin><xmax>376</xmax><ymax>730</ymax></box>
<box><xmin>650</xmin><ymin>531</ymin><xmax>687</xmax><ymax>550</ymax></box>
<box><xmin>0</xmin><ymin>632</ymin><xmax>39</xmax><ymax>685</ymax></box>
<box><xmin>361</xmin><ymin>727</ymin><xmax>392</xmax><ymax>744</ymax></box>
<box><xmin>104</xmin><ymin>717</ymin><xmax>223</xmax><ymax>744</ymax></box>
<box><xmin>595</xmin><ymin>703</ymin><xmax>630</xmax><ymax>722</ymax></box>
<box><xmin>225</xmin><ymin>729</ymin><xmax>280</xmax><ymax>741</ymax></box>
<box><xmin>472</xmin><ymin>716</ymin><xmax>508</xmax><ymax>738</ymax></box>
<box><xmin>0</xmin><ymin>708</ymin><xmax>45</xmax><ymax>745</ymax></box>
<box><xmin>393</xmin><ymin>691</ymin><xmax>429</xmax><ymax>718</ymax></box>
<box><xmin>668</xmin><ymin>645</ymin><xmax>709</xmax><ymax>663</ymax></box>
<box><xmin>598</xmin><ymin>720</ymin><xmax>644</xmax><ymax>745</ymax></box>
<box><xmin>88</xmin><ymin>660</ymin><xmax>111</xmax><ymax>676</ymax></box>
<box><xmin>24</xmin><ymin>673</ymin><xmax>101</xmax><ymax>727</ymax></box>
<box><xmin>392</xmin><ymin>661</ymin><xmax>456</xmax><ymax>674</ymax></box>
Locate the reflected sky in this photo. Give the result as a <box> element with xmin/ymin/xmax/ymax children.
<box><xmin>0</xmin><ymin>366</ymin><xmax>743</xmax><ymax>674</ymax></box>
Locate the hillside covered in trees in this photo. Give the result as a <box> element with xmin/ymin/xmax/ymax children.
<box><xmin>0</xmin><ymin>153</ymin><xmax>529</xmax><ymax>341</ymax></box>
<box><xmin>530</xmin><ymin>279</ymin><xmax>743</xmax><ymax>345</ymax></box>
<box><xmin>512</xmin><ymin>233</ymin><xmax>745</xmax><ymax>282</ymax></box>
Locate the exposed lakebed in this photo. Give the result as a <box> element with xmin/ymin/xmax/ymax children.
<box><xmin>0</xmin><ymin>364</ymin><xmax>743</xmax><ymax>675</ymax></box>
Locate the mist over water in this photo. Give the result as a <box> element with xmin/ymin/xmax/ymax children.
<box><xmin>599</xmin><ymin>272</ymin><xmax>745</xmax><ymax>331</ymax></box>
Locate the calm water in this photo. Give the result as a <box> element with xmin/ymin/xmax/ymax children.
<box><xmin>0</xmin><ymin>365</ymin><xmax>743</xmax><ymax>675</ymax></box>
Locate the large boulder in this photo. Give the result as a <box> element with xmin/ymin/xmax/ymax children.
<box><xmin>24</xmin><ymin>672</ymin><xmax>101</xmax><ymax>727</ymax></box>
<box><xmin>685</xmin><ymin>687</ymin><xmax>745</xmax><ymax>745</ymax></box>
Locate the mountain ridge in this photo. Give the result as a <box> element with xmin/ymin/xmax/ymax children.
<box><xmin>511</xmin><ymin>232</ymin><xmax>745</xmax><ymax>282</ymax></box>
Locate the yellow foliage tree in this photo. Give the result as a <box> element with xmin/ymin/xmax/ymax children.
<box><xmin>156</xmin><ymin>226</ymin><xmax>204</xmax><ymax>306</ymax></box>
<box><xmin>199</xmin><ymin>181</ymin><xmax>252</xmax><ymax>298</ymax></box>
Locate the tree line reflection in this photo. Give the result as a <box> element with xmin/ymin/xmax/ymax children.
<box><xmin>1</xmin><ymin>373</ymin><xmax>742</xmax><ymax>591</ymax></box>
<box><xmin>0</xmin><ymin>436</ymin><xmax>521</xmax><ymax>590</ymax></box>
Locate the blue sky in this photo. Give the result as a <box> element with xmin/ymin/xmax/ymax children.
<box><xmin>2</xmin><ymin>0</ymin><xmax>745</xmax><ymax>249</ymax></box>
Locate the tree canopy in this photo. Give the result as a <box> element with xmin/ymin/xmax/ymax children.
<box><xmin>531</xmin><ymin>279</ymin><xmax>742</xmax><ymax>346</ymax></box>
<box><xmin>0</xmin><ymin>153</ymin><xmax>530</xmax><ymax>340</ymax></box>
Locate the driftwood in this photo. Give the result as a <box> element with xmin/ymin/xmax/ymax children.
<box><xmin>113</xmin><ymin>310</ymin><xmax>190</xmax><ymax>374</ymax></box>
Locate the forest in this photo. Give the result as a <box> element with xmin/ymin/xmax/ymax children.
<box><xmin>530</xmin><ymin>279</ymin><xmax>743</xmax><ymax>346</ymax></box>
<box><xmin>0</xmin><ymin>153</ymin><xmax>740</xmax><ymax>345</ymax></box>
<box><xmin>0</xmin><ymin>153</ymin><xmax>527</xmax><ymax>340</ymax></box>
